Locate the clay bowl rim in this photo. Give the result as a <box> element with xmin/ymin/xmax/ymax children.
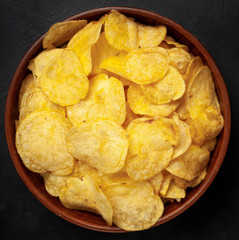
<box><xmin>5</xmin><ymin>6</ymin><xmax>231</xmax><ymax>233</ymax></box>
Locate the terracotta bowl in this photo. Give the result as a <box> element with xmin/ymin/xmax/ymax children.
<box><xmin>5</xmin><ymin>7</ymin><xmax>231</xmax><ymax>232</ymax></box>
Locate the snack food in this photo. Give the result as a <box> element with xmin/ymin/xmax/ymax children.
<box><xmin>15</xmin><ymin>10</ymin><xmax>224</xmax><ymax>231</ymax></box>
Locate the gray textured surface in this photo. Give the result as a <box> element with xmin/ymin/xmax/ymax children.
<box><xmin>0</xmin><ymin>0</ymin><xmax>238</xmax><ymax>239</ymax></box>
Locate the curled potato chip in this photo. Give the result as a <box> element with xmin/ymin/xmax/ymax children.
<box><xmin>67</xmin><ymin>18</ymin><xmax>104</xmax><ymax>75</ymax></box>
<box><xmin>101</xmin><ymin>47</ymin><xmax>169</xmax><ymax>84</ymax></box>
<box><xmin>137</xmin><ymin>23</ymin><xmax>166</xmax><ymax>48</ymax></box>
<box><xmin>66</xmin><ymin>119</ymin><xmax>129</xmax><ymax>174</ymax></box>
<box><xmin>141</xmin><ymin>66</ymin><xmax>185</xmax><ymax>104</ymax></box>
<box><xmin>32</xmin><ymin>49</ymin><xmax>64</xmax><ymax>86</ymax></box>
<box><xmin>101</xmin><ymin>181</ymin><xmax>164</xmax><ymax>231</ymax></box>
<box><xmin>159</xmin><ymin>171</ymin><xmax>173</xmax><ymax>196</ymax></box>
<box><xmin>16</xmin><ymin>110</ymin><xmax>74</xmax><ymax>175</ymax></box>
<box><xmin>171</xmin><ymin>113</ymin><xmax>191</xmax><ymax>159</ymax></box>
<box><xmin>41</xmin><ymin>161</ymin><xmax>79</xmax><ymax>197</ymax></box>
<box><xmin>168</xmin><ymin>47</ymin><xmax>192</xmax><ymax>75</ymax></box>
<box><xmin>163</xmin><ymin>180</ymin><xmax>186</xmax><ymax>201</ymax></box>
<box><xmin>43</xmin><ymin>20</ymin><xmax>87</xmax><ymax>49</ymax></box>
<box><xmin>19</xmin><ymin>74</ymin><xmax>65</xmax><ymax>122</ymax></box>
<box><xmin>164</xmin><ymin>36</ymin><xmax>189</xmax><ymax>51</ymax></box>
<box><xmin>148</xmin><ymin>172</ymin><xmax>163</xmax><ymax>195</ymax></box>
<box><xmin>91</xmin><ymin>32</ymin><xmax>120</xmax><ymax>76</ymax></box>
<box><xmin>66</xmin><ymin>73</ymin><xmax>126</xmax><ymax>125</ymax></box>
<box><xmin>166</xmin><ymin>144</ymin><xmax>210</xmax><ymax>181</ymax></box>
<box><xmin>59</xmin><ymin>176</ymin><xmax>113</xmax><ymax>225</ymax></box>
<box><xmin>104</xmin><ymin>10</ymin><xmax>138</xmax><ymax>52</ymax></box>
<box><xmin>39</xmin><ymin>49</ymin><xmax>89</xmax><ymax>106</ymax></box>
<box><xmin>126</xmin><ymin>117</ymin><xmax>179</xmax><ymax>181</ymax></box>
<box><xmin>127</xmin><ymin>84</ymin><xmax>181</xmax><ymax>117</ymax></box>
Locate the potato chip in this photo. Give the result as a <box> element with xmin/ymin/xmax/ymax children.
<box><xmin>201</xmin><ymin>138</ymin><xmax>217</xmax><ymax>152</ymax></box>
<box><xmin>101</xmin><ymin>47</ymin><xmax>169</xmax><ymax>84</ymax></box>
<box><xmin>122</xmin><ymin>101</ymin><xmax>140</xmax><ymax>129</ymax></box>
<box><xmin>19</xmin><ymin>75</ymin><xmax>65</xmax><ymax>122</ymax></box>
<box><xmin>41</xmin><ymin>161</ymin><xmax>79</xmax><ymax>197</ymax></box>
<box><xmin>125</xmin><ymin>117</ymin><xmax>179</xmax><ymax>181</ymax></box>
<box><xmin>43</xmin><ymin>20</ymin><xmax>87</xmax><ymax>49</ymax></box>
<box><xmin>59</xmin><ymin>176</ymin><xmax>113</xmax><ymax>225</ymax></box>
<box><xmin>166</xmin><ymin>144</ymin><xmax>210</xmax><ymax>181</ymax></box>
<box><xmin>104</xmin><ymin>10</ymin><xmax>138</xmax><ymax>52</ymax></box>
<box><xmin>101</xmin><ymin>181</ymin><xmax>164</xmax><ymax>231</ymax></box>
<box><xmin>159</xmin><ymin>171</ymin><xmax>173</xmax><ymax>196</ymax></box>
<box><xmin>164</xmin><ymin>36</ymin><xmax>189</xmax><ymax>51</ymax></box>
<box><xmin>168</xmin><ymin>47</ymin><xmax>192</xmax><ymax>75</ymax></box>
<box><xmin>31</xmin><ymin>48</ymin><xmax>64</xmax><ymax>86</ymax></box>
<box><xmin>137</xmin><ymin>23</ymin><xmax>166</xmax><ymax>48</ymax></box>
<box><xmin>148</xmin><ymin>172</ymin><xmax>163</xmax><ymax>195</ymax></box>
<box><xmin>67</xmin><ymin>17</ymin><xmax>104</xmax><ymax>75</ymax></box>
<box><xmin>66</xmin><ymin>73</ymin><xmax>126</xmax><ymax>125</ymax></box>
<box><xmin>163</xmin><ymin>180</ymin><xmax>186</xmax><ymax>201</ymax></box>
<box><xmin>171</xmin><ymin>113</ymin><xmax>191</xmax><ymax>159</ymax></box>
<box><xmin>127</xmin><ymin>84</ymin><xmax>181</xmax><ymax>117</ymax></box>
<box><xmin>39</xmin><ymin>49</ymin><xmax>89</xmax><ymax>106</ymax></box>
<box><xmin>141</xmin><ymin>66</ymin><xmax>185</xmax><ymax>104</ymax></box>
<box><xmin>91</xmin><ymin>32</ymin><xmax>120</xmax><ymax>76</ymax></box>
<box><xmin>16</xmin><ymin>110</ymin><xmax>74</xmax><ymax>175</ymax></box>
<box><xmin>66</xmin><ymin>119</ymin><xmax>129</xmax><ymax>174</ymax></box>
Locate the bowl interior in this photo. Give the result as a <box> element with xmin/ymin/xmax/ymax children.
<box><xmin>5</xmin><ymin>7</ymin><xmax>231</xmax><ymax>233</ymax></box>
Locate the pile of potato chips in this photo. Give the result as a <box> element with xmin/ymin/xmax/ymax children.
<box><xmin>15</xmin><ymin>10</ymin><xmax>224</xmax><ymax>231</ymax></box>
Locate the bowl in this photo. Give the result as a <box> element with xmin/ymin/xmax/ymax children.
<box><xmin>5</xmin><ymin>7</ymin><xmax>231</xmax><ymax>232</ymax></box>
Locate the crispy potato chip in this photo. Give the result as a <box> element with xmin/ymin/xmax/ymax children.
<box><xmin>41</xmin><ymin>161</ymin><xmax>79</xmax><ymax>197</ymax></box>
<box><xmin>201</xmin><ymin>138</ymin><xmax>217</xmax><ymax>152</ymax></box>
<box><xmin>171</xmin><ymin>113</ymin><xmax>191</xmax><ymax>159</ymax></box>
<box><xmin>32</xmin><ymin>49</ymin><xmax>64</xmax><ymax>86</ymax></box>
<box><xmin>66</xmin><ymin>73</ymin><xmax>126</xmax><ymax>125</ymax></box>
<box><xmin>141</xmin><ymin>66</ymin><xmax>185</xmax><ymax>104</ymax></box>
<box><xmin>43</xmin><ymin>20</ymin><xmax>87</xmax><ymax>49</ymax></box>
<box><xmin>173</xmin><ymin>168</ymin><xmax>207</xmax><ymax>189</ymax></box>
<box><xmin>39</xmin><ymin>49</ymin><xmax>89</xmax><ymax>106</ymax></box>
<box><xmin>148</xmin><ymin>172</ymin><xmax>163</xmax><ymax>195</ymax></box>
<box><xmin>163</xmin><ymin>180</ymin><xmax>186</xmax><ymax>201</ymax></box>
<box><xmin>127</xmin><ymin>84</ymin><xmax>181</xmax><ymax>117</ymax></box>
<box><xmin>101</xmin><ymin>181</ymin><xmax>164</xmax><ymax>231</ymax></box>
<box><xmin>166</xmin><ymin>144</ymin><xmax>210</xmax><ymax>181</ymax></box>
<box><xmin>137</xmin><ymin>23</ymin><xmax>166</xmax><ymax>48</ymax></box>
<box><xmin>67</xmin><ymin>17</ymin><xmax>104</xmax><ymax>75</ymax></box>
<box><xmin>122</xmin><ymin>101</ymin><xmax>140</xmax><ymax>129</ymax></box>
<box><xmin>66</xmin><ymin>119</ymin><xmax>129</xmax><ymax>174</ymax></box>
<box><xmin>101</xmin><ymin>47</ymin><xmax>169</xmax><ymax>84</ymax></box>
<box><xmin>59</xmin><ymin>176</ymin><xmax>113</xmax><ymax>225</ymax></box>
<box><xmin>168</xmin><ymin>47</ymin><xmax>192</xmax><ymax>75</ymax></box>
<box><xmin>16</xmin><ymin>110</ymin><xmax>74</xmax><ymax>175</ymax></box>
<box><xmin>159</xmin><ymin>171</ymin><xmax>173</xmax><ymax>196</ymax></box>
<box><xmin>164</xmin><ymin>36</ymin><xmax>189</xmax><ymax>51</ymax></box>
<box><xmin>19</xmin><ymin>75</ymin><xmax>65</xmax><ymax>122</ymax></box>
<box><xmin>126</xmin><ymin>117</ymin><xmax>179</xmax><ymax>181</ymax></box>
<box><xmin>91</xmin><ymin>32</ymin><xmax>120</xmax><ymax>75</ymax></box>
<box><xmin>104</xmin><ymin>10</ymin><xmax>138</xmax><ymax>52</ymax></box>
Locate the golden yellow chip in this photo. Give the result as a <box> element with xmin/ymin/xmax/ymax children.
<box><xmin>166</xmin><ymin>144</ymin><xmax>210</xmax><ymax>181</ymax></box>
<box><xmin>39</xmin><ymin>49</ymin><xmax>89</xmax><ymax>106</ymax></box>
<box><xmin>66</xmin><ymin>73</ymin><xmax>126</xmax><ymax>125</ymax></box>
<box><xmin>122</xmin><ymin>101</ymin><xmax>140</xmax><ymax>129</ymax></box>
<box><xmin>66</xmin><ymin>119</ymin><xmax>129</xmax><ymax>174</ymax></box>
<box><xmin>67</xmin><ymin>17</ymin><xmax>105</xmax><ymax>75</ymax></box>
<box><xmin>126</xmin><ymin>117</ymin><xmax>179</xmax><ymax>181</ymax></box>
<box><xmin>101</xmin><ymin>181</ymin><xmax>164</xmax><ymax>231</ymax></box>
<box><xmin>43</xmin><ymin>20</ymin><xmax>87</xmax><ymax>49</ymax></box>
<box><xmin>32</xmin><ymin>48</ymin><xmax>64</xmax><ymax>86</ymax></box>
<box><xmin>171</xmin><ymin>113</ymin><xmax>191</xmax><ymax>159</ymax></box>
<box><xmin>19</xmin><ymin>75</ymin><xmax>65</xmax><ymax>122</ymax></box>
<box><xmin>59</xmin><ymin>176</ymin><xmax>113</xmax><ymax>225</ymax></box>
<box><xmin>127</xmin><ymin>84</ymin><xmax>181</xmax><ymax>117</ymax></box>
<box><xmin>164</xmin><ymin>36</ymin><xmax>189</xmax><ymax>51</ymax></box>
<box><xmin>148</xmin><ymin>172</ymin><xmax>163</xmax><ymax>195</ymax></box>
<box><xmin>16</xmin><ymin>110</ymin><xmax>74</xmax><ymax>175</ymax></box>
<box><xmin>91</xmin><ymin>32</ymin><xmax>120</xmax><ymax>76</ymax></box>
<box><xmin>137</xmin><ymin>23</ymin><xmax>166</xmax><ymax>48</ymax></box>
<box><xmin>159</xmin><ymin>171</ymin><xmax>172</xmax><ymax>196</ymax></box>
<box><xmin>168</xmin><ymin>47</ymin><xmax>192</xmax><ymax>75</ymax></box>
<box><xmin>163</xmin><ymin>180</ymin><xmax>186</xmax><ymax>201</ymax></box>
<box><xmin>104</xmin><ymin>10</ymin><xmax>138</xmax><ymax>52</ymax></box>
<box><xmin>101</xmin><ymin>47</ymin><xmax>169</xmax><ymax>84</ymax></box>
<box><xmin>201</xmin><ymin>138</ymin><xmax>217</xmax><ymax>152</ymax></box>
<box><xmin>141</xmin><ymin>66</ymin><xmax>185</xmax><ymax>104</ymax></box>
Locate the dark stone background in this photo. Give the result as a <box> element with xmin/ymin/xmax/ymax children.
<box><xmin>0</xmin><ymin>0</ymin><xmax>238</xmax><ymax>239</ymax></box>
